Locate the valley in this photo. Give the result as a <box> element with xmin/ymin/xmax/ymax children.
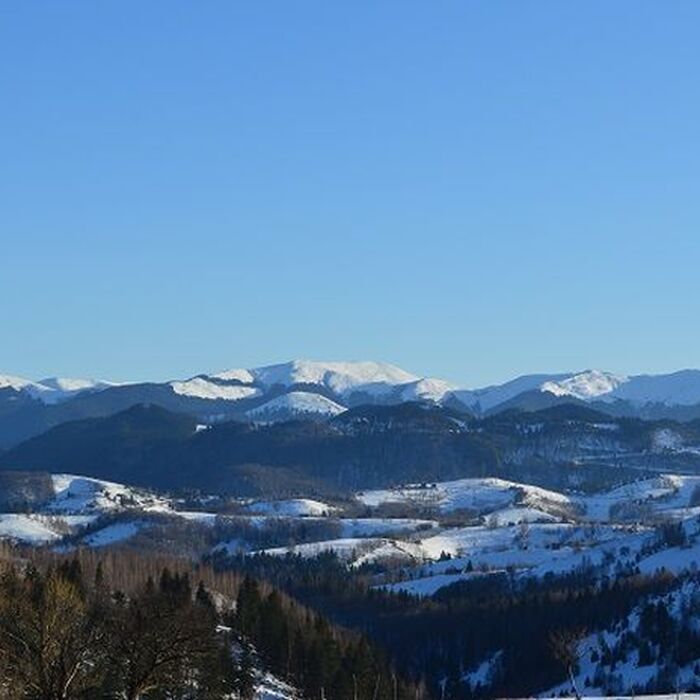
<box><xmin>5</xmin><ymin>362</ymin><xmax>700</xmax><ymax>697</ymax></box>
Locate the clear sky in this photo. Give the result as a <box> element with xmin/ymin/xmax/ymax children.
<box><xmin>2</xmin><ymin>2</ymin><xmax>699</xmax><ymax>387</ymax></box>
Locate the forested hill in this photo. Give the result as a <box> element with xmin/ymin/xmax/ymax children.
<box><xmin>0</xmin><ymin>544</ymin><xmax>426</xmax><ymax>700</ymax></box>
<box><xmin>3</xmin><ymin>402</ymin><xmax>700</xmax><ymax>496</ymax></box>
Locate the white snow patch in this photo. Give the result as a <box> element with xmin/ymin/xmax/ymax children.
<box><xmin>0</xmin><ymin>375</ymin><xmax>117</xmax><ymax>403</ymax></box>
<box><xmin>48</xmin><ymin>474</ymin><xmax>170</xmax><ymax>514</ymax></box>
<box><xmin>247</xmin><ymin>391</ymin><xmax>346</xmax><ymax>418</ymax></box>
<box><xmin>243</xmin><ymin>499</ymin><xmax>336</xmax><ymax>517</ymax></box>
<box><xmin>542</xmin><ymin>370</ymin><xmax>628</xmax><ymax>400</ymax></box>
<box><xmin>82</xmin><ymin>520</ymin><xmax>146</xmax><ymax>547</ymax></box>
<box><xmin>215</xmin><ymin>360</ymin><xmax>418</xmax><ymax>399</ymax></box>
<box><xmin>358</xmin><ymin>477</ymin><xmax>570</xmax><ymax>515</ymax></box>
<box><xmin>0</xmin><ymin>514</ymin><xmax>64</xmax><ymax>544</ymax></box>
<box><xmin>171</xmin><ymin>377</ymin><xmax>261</xmax><ymax>401</ymax></box>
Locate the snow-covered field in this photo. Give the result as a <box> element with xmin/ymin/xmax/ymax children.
<box><xmin>4</xmin><ymin>468</ymin><xmax>700</xmax><ymax>698</ymax></box>
<box><xmin>5</xmin><ymin>470</ymin><xmax>700</xmax><ymax>603</ymax></box>
<box><xmin>358</xmin><ymin>477</ymin><xmax>571</xmax><ymax>515</ymax></box>
<box><xmin>0</xmin><ymin>514</ymin><xmax>69</xmax><ymax>544</ymax></box>
<box><xmin>243</xmin><ymin>498</ymin><xmax>337</xmax><ymax>517</ymax></box>
<box><xmin>48</xmin><ymin>474</ymin><xmax>171</xmax><ymax>514</ymax></box>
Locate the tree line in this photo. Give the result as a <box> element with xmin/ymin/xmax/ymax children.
<box><xmin>0</xmin><ymin>546</ymin><xmax>428</xmax><ymax>699</ymax></box>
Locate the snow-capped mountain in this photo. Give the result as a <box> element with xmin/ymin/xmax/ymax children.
<box><xmin>452</xmin><ymin>373</ymin><xmax>573</xmax><ymax>413</ymax></box>
<box><xmin>4</xmin><ymin>362</ymin><xmax>700</xmax><ymax>452</ymax></box>
<box><xmin>211</xmin><ymin>359</ymin><xmax>425</xmax><ymax>398</ymax></box>
<box><xmin>0</xmin><ymin>374</ymin><xmax>116</xmax><ymax>404</ymax></box>
<box><xmin>540</xmin><ymin>369</ymin><xmax>628</xmax><ymax>400</ymax></box>
<box><xmin>246</xmin><ymin>391</ymin><xmax>346</xmax><ymax>421</ymax></box>
<box><xmin>170</xmin><ymin>377</ymin><xmax>262</xmax><ymax>401</ymax></box>
<box><xmin>538</xmin><ymin>369</ymin><xmax>700</xmax><ymax>407</ymax></box>
<box><xmin>454</xmin><ymin>369</ymin><xmax>700</xmax><ymax>413</ymax></box>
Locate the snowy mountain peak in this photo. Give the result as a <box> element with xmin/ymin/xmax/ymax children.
<box><xmin>210</xmin><ymin>368</ymin><xmax>255</xmax><ymax>383</ymax></box>
<box><xmin>38</xmin><ymin>377</ymin><xmax>112</xmax><ymax>393</ymax></box>
<box><xmin>170</xmin><ymin>377</ymin><xmax>261</xmax><ymax>401</ymax></box>
<box><xmin>211</xmin><ymin>359</ymin><xmax>420</xmax><ymax>398</ymax></box>
<box><xmin>401</xmin><ymin>377</ymin><xmax>456</xmax><ymax>403</ymax></box>
<box><xmin>0</xmin><ymin>375</ymin><xmax>117</xmax><ymax>404</ymax></box>
<box><xmin>247</xmin><ymin>391</ymin><xmax>346</xmax><ymax>419</ymax></box>
<box><xmin>540</xmin><ymin>370</ymin><xmax>629</xmax><ymax>400</ymax></box>
<box><xmin>7</xmin><ymin>362</ymin><xmax>700</xmax><ymax>421</ymax></box>
<box><xmin>0</xmin><ymin>374</ymin><xmax>40</xmax><ymax>392</ymax></box>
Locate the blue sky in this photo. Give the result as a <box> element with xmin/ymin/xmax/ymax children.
<box><xmin>2</xmin><ymin>2</ymin><xmax>699</xmax><ymax>387</ymax></box>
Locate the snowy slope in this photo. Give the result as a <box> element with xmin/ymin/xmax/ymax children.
<box><xmin>380</xmin><ymin>572</ymin><xmax>486</xmax><ymax>597</ymax></box>
<box><xmin>169</xmin><ymin>365</ymin><xmax>700</xmax><ymax>410</ymax></box>
<box><xmin>400</xmin><ymin>377</ymin><xmax>456</xmax><ymax>403</ymax></box>
<box><xmin>542</xmin><ymin>370</ymin><xmax>627</xmax><ymax>400</ymax></box>
<box><xmin>538</xmin><ymin>369</ymin><xmax>700</xmax><ymax>406</ymax></box>
<box><xmin>81</xmin><ymin>520</ymin><xmax>147</xmax><ymax>547</ymax></box>
<box><xmin>0</xmin><ymin>514</ymin><xmax>65</xmax><ymax>544</ymax></box>
<box><xmin>8</xmin><ymin>362</ymin><xmax>700</xmax><ymax>413</ymax></box>
<box><xmin>243</xmin><ymin>498</ymin><xmax>336</xmax><ymax>517</ymax></box>
<box><xmin>214</xmin><ymin>360</ymin><xmax>419</xmax><ymax>398</ymax></box>
<box><xmin>170</xmin><ymin>377</ymin><xmax>261</xmax><ymax>400</ymax></box>
<box><xmin>247</xmin><ymin>391</ymin><xmax>346</xmax><ymax>418</ymax></box>
<box><xmin>0</xmin><ymin>374</ymin><xmax>116</xmax><ymax>403</ymax></box>
<box><xmin>607</xmin><ymin>369</ymin><xmax>700</xmax><ymax>406</ymax></box>
<box><xmin>34</xmin><ymin>377</ymin><xmax>117</xmax><ymax>403</ymax></box>
<box><xmin>0</xmin><ymin>374</ymin><xmax>47</xmax><ymax>394</ymax></box>
<box><xmin>452</xmin><ymin>373</ymin><xmax>571</xmax><ymax>412</ymax></box>
<box><xmin>453</xmin><ymin>368</ymin><xmax>700</xmax><ymax>412</ymax></box>
<box><xmin>358</xmin><ymin>477</ymin><xmax>570</xmax><ymax>514</ymax></box>
<box><xmin>48</xmin><ymin>474</ymin><xmax>171</xmax><ymax>513</ymax></box>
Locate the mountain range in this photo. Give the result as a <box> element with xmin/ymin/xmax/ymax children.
<box><xmin>3</xmin><ymin>361</ymin><xmax>700</xmax><ymax>450</ymax></box>
<box><xmin>4</xmin><ymin>360</ymin><xmax>700</xmax><ymax>437</ymax></box>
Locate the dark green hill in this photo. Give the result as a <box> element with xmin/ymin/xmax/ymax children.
<box><xmin>4</xmin><ymin>401</ymin><xmax>700</xmax><ymax>497</ymax></box>
<box><xmin>1</xmin><ymin>404</ymin><xmax>197</xmax><ymax>485</ymax></box>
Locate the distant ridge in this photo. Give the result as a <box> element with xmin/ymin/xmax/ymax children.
<box><xmin>3</xmin><ymin>361</ymin><xmax>700</xmax><ymax>449</ymax></box>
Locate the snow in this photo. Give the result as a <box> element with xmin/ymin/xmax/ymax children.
<box><xmin>462</xmin><ymin>651</ymin><xmax>503</xmax><ymax>691</ymax></box>
<box><xmin>82</xmin><ymin>520</ymin><xmax>146</xmax><ymax>547</ymax></box>
<box><xmin>637</xmin><ymin>535</ymin><xmax>700</xmax><ymax>576</ymax></box>
<box><xmin>0</xmin><ymin>514</ymin><xmax>64</xmax><ymax>544</ymax></box>
<box><xmin>170</xmin><ymin>377</ymin><xmax>261</xmax><ymax>401</ymax></box>
<box><xmin>358</xmin><ymin>477</ymin><xmax>570</xmax><ymax>514</ymax></box>
<box><xmin>243</xmin><ymin>499</ymin><xmax>336</xmax><ymax>517</ymax></box>
<box><xmin>452</xmin><ymin>367</ymin><xmax>700</xmax><ymax>412</ymax></box>
<box><xmin>256</xmin><ymin>537</ymin><xmax>388</xmax><ymax>561</ymax></box>
<box><xmin>247</xmin><ymin>391</ymin><xmax>346</xmax><ymax>418</ymax></box>
<box><xmin>0</xmin><ymin>374</ymin><xmax>46</xmax><ymax>393</ymax></box>
<box><xmin>210</xmin><ymin>368</ymin><xmax>256</xmax><ymax>384</ymax></box>
<box><xmin>400</xmin><ymin>377</ymin><xmax>456</xmax><ymax>403</ymax></box>
<box><xmin>653</xmin><ymin>427</ymin><xmax>684</xmax><ymax>451</ymax></box>
<box><xmin>485</xmin><ymin>506</ymin><xmax>559</xmax><ymax>526</ymax></box>
<box><xmin>578</xmin><ymin>475</ymin><xmax>700</xmax><ymax>521</ymax></box>
<box><xmin>213</xmin><ymin>360</ymin><xmax>419</xmax><ymax>398</ymax></box>
<box><xmin>48</xmin><ymin>474</ymin><xmax>171</xmax><ymax>514</ymax></box>
<box><xmin>539</xmin><ymin>369</ymin><xmax>700</xmax><ymax>407</ymax></box>
<box><xmin>415</xmin><ymin>523</ymin><xmax>546</xmax><ymax>559</ymax></box>
<box><xmin>253</xmin><ymin>536</ymin><xmax>426</xmax><ymax>566</ymax></box>
<box><xmin>35</xmin><ymin>377</ymin><xmax>117</xmax><ymax>402</ymax></box>
<box><xmin>8</xmin><ymin>363</ymin><xmax>700</xmax><ymax>413</ymax></box>
<box><xmin>611</xmin><ymin>369</ymin><xmax>700</xmax><ymax>406</ymax></box>
<box><xmin>538</xmin><ymin>579</ymin><xmax>700</xmax><ymax>697</ymax></box>
<box><xmin>452</xmin><ymin>373</ymin><xmax>571</xmax><ymax>412</ymax></box>
<box><xmin>254</xmin><ymin>672</ymin><xmax>297</xmax><ymax>700</ymax></box>
<box><xmin>174</xmin><ymin>511</ymin><xmax>219</xmax><ymax>524</ymax></box>
<box><xmin>0</xmin><ymin>375</ymin><xmax>116</xmax><ymax>403</ymax></box>
<box><xmin>542</xmin><ymin>370</ymin><xmax>628</xmax><ymax>400</ymax></box>
<box><xmin>339</xmin><ymin>518</ymin><xmax>437</xmax><ymax>537</ymax></box>
<box><xmin>379</xmin><ymin>571</ymin><xmax>485</xmax><ymax>597</ymax></box>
